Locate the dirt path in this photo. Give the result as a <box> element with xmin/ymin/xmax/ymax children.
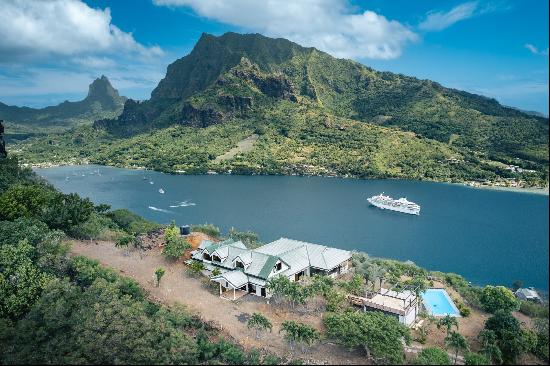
<box><xmin>214</xmin><ymin>134</ymin><xmax>259</xmax><ymax>163</ymax></box>
<box><xmin>70</xmin><ymin>240</ymin><xmax>367</xmax><ymax>364</ymax></box>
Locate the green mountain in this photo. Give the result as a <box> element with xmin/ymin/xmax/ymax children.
<box><xmin>18</xmin><ymin>33</ymin><xmax>549</xmax><ymax>186</ymax></box>
<box><xmin>1</xmin><ymin>76</ymin><xmax>126</xmax><ymax>140</ymax></box>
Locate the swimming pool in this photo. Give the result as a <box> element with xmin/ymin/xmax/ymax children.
<box><xmin>421</xmin><ymin>288</ymin><xmax>460</xmax><ymax>317</ymax></box>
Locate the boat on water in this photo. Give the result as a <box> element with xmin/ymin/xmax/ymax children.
<box><xmin>159</xmin><ymin>188</ymin><xmax>165</xmax><ymax>194</ymax></box>
<box><xmin>367</xmin><ymin>193</ymin><xmax>420</xmax><ymax>215</ymax></box>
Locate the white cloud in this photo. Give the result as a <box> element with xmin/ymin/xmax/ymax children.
<box><xmin>419</xmin><ymin>1</ymin><xmax>506</xmax><ymax>31</ymax></box>
<box><xmin>153</xmin><ymin>0</ymin><xmax>417</xmax><ymax>59</ymax></box>
<box><xmin>525</xmin><ymin>44</ymin><xmax>549</xmax><ymax>56</ymax></box>
<box><xmin>0</xmin><ymin>0</ymin><xmax>162</xmax><ymax>62</ymax></box>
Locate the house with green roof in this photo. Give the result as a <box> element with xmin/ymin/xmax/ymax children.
<box><xmin>190</xmin><ymin>237</ymin><xmax>351</xmax><ymax>300</ymax></box>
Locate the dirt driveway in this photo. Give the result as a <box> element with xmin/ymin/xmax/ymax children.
<box><xmin>70</xmin><ymin>240</ymin><xmax>368</xmax><ymax>365</ymax></box>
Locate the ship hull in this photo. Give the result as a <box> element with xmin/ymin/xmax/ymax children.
<box><xmin>367</xmin><ymin>198</ymin><xmax>420</xmax><ymax>215</ymax></box>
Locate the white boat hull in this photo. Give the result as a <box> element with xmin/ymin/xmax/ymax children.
<box><xmin>368</xmin><ymin>198</ymin><xmax>420</xmax><ymax>215</ymax></box>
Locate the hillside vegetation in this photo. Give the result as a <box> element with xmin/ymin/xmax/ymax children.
<box><xmin>15</xmin><ymin>33</ymin><xmax>549</xmax><ymax>186</ymax></box>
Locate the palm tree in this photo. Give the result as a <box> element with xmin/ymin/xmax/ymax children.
<box><xmin>477</xmin><ymin>329</ymin><xmax>503</xmax><ymax>364</ymax></box>
<box><xmin>438</xmin><ymin>314</ymin><xmax>459</xmax><ymax>335</ymax></box>
<box><xmin>155</xmin><ymin>267</ymin><xmax>165</xmax><ymax>287</ymax></box>
<box><xmin>247</xmin><ymin>313</ymin><xmax>272</xmax><ymax>340</ymax></box>
<box><xmin>445</xmin><ymin>331</ymin><xmax>469</xmax><ymax>365</ymax></box>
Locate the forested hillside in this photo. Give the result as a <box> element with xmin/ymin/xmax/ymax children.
<box><xmin>15</xmin><ymin>33</ymin><xmax>549</xmax><ymax>186</ymax></box>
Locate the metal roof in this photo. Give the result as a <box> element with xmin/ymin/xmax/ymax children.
<box><xmin>199</xmin><ymin>237</ymin><xmax>351</xmax><ymax>284</ymax></box>
<box><xmin>256</xmin><ymin>238</ymin><xmax>351</xmax><ymax>271</ymax></box>
<box><xmin>211</xmin><ymin>270</ymin><xmax>249</xmax><ymax>289</ymax></box>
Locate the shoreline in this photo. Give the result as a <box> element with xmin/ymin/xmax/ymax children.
<box><xmin>30</xmin><ymin>161</ymin><xmax>550</xmax><ymax>196</ymax></box>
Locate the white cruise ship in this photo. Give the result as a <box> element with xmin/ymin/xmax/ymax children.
<box><xmin>367</xmin><ymin>193</ymin><xmax>420</xmax><ymax>215</ymax></box>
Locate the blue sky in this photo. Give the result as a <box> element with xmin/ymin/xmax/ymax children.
<box><xmin>0</xmin><ymin>0</ymin><xmax>548</xmax><ymax>114</ymax></box>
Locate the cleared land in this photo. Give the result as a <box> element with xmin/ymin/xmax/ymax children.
<box><xmin>70</xmin><ymin>239</ymin><xmax>368</xmax><ymax>364</ymax></box>
<box><xmin>213</xmin><ymin>134</ymin><xmax>259</xmax><ymax>163</ymax></box>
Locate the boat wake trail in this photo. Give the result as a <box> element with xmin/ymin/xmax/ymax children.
<box><xmin>169</xmin><ymin>200</ymin><xmax>196</xmax><ymax>208</ymax></box>
<box><xmin>148</xmin><ymin>206</ymin><xmax>173</xmax><ymax>213</ymax></box>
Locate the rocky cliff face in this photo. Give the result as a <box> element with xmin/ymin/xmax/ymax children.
<box><xmin>0</xmin><ymin>120</ymin><xmax>7</xmax><ymax>157</ymax></box>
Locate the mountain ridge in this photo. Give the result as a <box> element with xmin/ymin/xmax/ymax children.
<box><xmin>0</xmin><ymin>76</ymin><xmax>127</xmax><ymax>130</ymax></box>
<box><xmin>17</xmin><ymin>32</ymin><xmax>549</xmax><ymax>187</ymax></box>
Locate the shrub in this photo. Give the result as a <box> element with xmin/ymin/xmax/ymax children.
<box><xmin>412</xmin><ymin>347</ymin><xmax>451</xmax><ymax>365</ymax></box>
<box><xmin>464</xmin><ymin>352</ymin><xmax>490</xmax><ymax>365</ymax></box>
<box><xmin>191</xmin><ymin>223</ymin><xmax>220</xmax><ymax>238</ymax></box>
<box><xmin>480</xmin><ymin>286</ymin><xmax>519</xmax><ymax>313</ymax></box>
<box><xmin>519</xmin><ymin>300</ymin><xmax>549</xmax><ymax>318</ymax></box>
<box><xmin>107</xmin><ymin>208</ymin><xmax>160</xmax><ymax>234</ymax></box>
<box><xmin>162</xmin><ymin>223</ymin><xmax>191</xmax><ymax>260</ymax></box>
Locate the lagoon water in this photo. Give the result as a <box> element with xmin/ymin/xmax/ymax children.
<box><xmin>36</xmin><ymin>165</ymin><xmax>549</xmax><ymax>290</ymax></box>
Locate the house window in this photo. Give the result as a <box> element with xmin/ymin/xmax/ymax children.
<box><xmin>235</xmin><ymin>260</ymin><xmax>244</xmax><ymax>269</ymax></box>
<box><xmin>275</xmin><ymin>262</ymin><xmax>282</xmax><ymax>271</ymax></box>
<box><xmin>212</xmin><ymin>255</ymin><xmax>221</xmax><ymax>262</ymax></box>
<box><xmin>203</xmin><ymin>253</ymin><xmax>212</xmax><ymax>261</ymax></box>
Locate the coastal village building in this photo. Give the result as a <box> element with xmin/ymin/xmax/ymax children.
<box><xmin>515</xmin><ymin>287</ymin><xmax>542</xmax><ymax>303</ymax></box>
<box><xmin>348</xmin><ymin>287</ymin><xmax>420</xmax><ymax>327</ymax></box>
<box><xmin>190</xmin><ymin>237</ymin><xmax>352</xmax><ymax>300</ymax></box>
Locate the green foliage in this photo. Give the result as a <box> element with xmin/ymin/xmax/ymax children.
<box><xmin>107</xmin><ymin>208</ymin><xmax>161</xmax><ymax>235</ymax></box>
<box><xmin>437</xmin><ymin>314</ymin><xmax>459</xmax><ymax>335</ymax></box>
<box><xmin>247</xmin><ymin>313</ymin><xmax>273</xmax><ymax>339</ymax></box>
<box><xmin>211</xmin><ymin>267</ymin><xmax>221</xmax><ymax>277</ymax></box>
<box><xmin>155</xmin><ymin>267</ymin><xmax>165</xmax><ymax>287</ymax></box>
<box><xmin>464</xmin><ymin>352</ymin><xmax>490</xmax><ymax>365</ymax></box>
<box><xmin>187</xmin><ymin>260</ymin><xmax>205</xmax><ymax>276</ymax></box>
<box><xmin>340</xmin><ymin>273</ymin><xmax>364</xmax><ymax>296</ymax></box>
<box><xmin>445</xmin><ymin>331</ymin><xmax>469</xmax><ymax>364</ymax></box>
<box><xmin>162</xmin><ymin>223</ymin><xmax>191</xmax><ymax>260</ymax></box>
<box><xmin>0</xmin><ymin>240</ymin><xmax>55</xmax><ymax>319</ymax></box>
<box><xmin>484</xmin><ymin>310</ymin><xmax>530</xmax><ymax>364</ymax></box>
<box><xmin>533</xmin><ymin>318</ymin><xmax>549</xmax><ymax>361</ymax></box>
<box><xmin>191</xmin><ymin>223</ymin><xmax>221</xmax><ymax>238</ymax></box>
<box><xmin>477</xmin><ymin>329</ymin><xmax>503</xmax><ymax>365</ymax></box>
<box><xmin>323</xmin><ymin>310</ymin><xmax>411</xmax><ymax>364</ymax></box>
<box><xmin>459</xmin><ymin>305</ymin><xmax>472</xmax><ymax>317</ymax></box>
<box><xmin>0</xmin><ymin>184</ymin><xmax>54</xmax><ymax>221</ymax></box>
<box><xmin>0</xmin><ymin>156</ymin><xmax>36</xmax><ymax>192</ymax></box>
<box><xmin>480</xmin><ymin>286</ymin><xmax>520</xmax><ymax>313</ymax></box>
<box><xmin>18</xmin><ymin>33</ymin><xmax>549</xmax><ymax>187</ymax></box>
<box><xmin>519</xmin><ymin>300</ymin><xmax>549</xmax><ymax>318</ymax></box>
<box><xmin>280</xmin><ymin>320</ymin><xmax>320</xmax><ymax>353</ymax></box>
<box><xmin>228</xmin><ymin>227</ymin><xmax>261</xmax><ymax>248</ymax></box>
<box><xmin>412</xmin><ymin>347</ymin><xmax>451</xmax><ymax>365</ymax></box>
<box><xmin>267</xmin><ymin>275</ymin><xmax>310</xmax><ymax>308</ymax></box>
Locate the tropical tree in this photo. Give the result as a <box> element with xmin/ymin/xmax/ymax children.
<box><xmin>438</xmin><ymin>314</ymin><xmax>459</xmax><ymax>335</ymax></box>
<box><xmin>445</xmin><ymin>331</ymin><xmax>469</xmax><ymax>365</ymax></box>
<box><xmin>155</xmin><ymin>267</ymin><xmax>165</xmax><ymax>287</ymax></box>
<box><xmin>477</xmin><ymin>329</ymin><xmax>502</xmax><ymax>364</ymax></box>
<box><xmin>411</xmin><ymin>347</ymin><xmax>451</xmax><ymax>365</ymax></box>
<box><xmin>324</xmin><ymin>311</ymin><xmax>411</xmax><ymax>364</ymax></box>
<box><xmin>247</xmin><ymin>313</ymin><xmax>272</xmax><ymax>340</ymax></box>
<box><xmin>187</xmin><ymin>261</ymin><xmax>204</xmax><ymax>277</ymax></box>
<box><xmin>480</xmin><ymin>286</ymin><xmax>520</xmax><ymax>313</ymax></box>
<box><xmin>280</xmin><ymin>320</ymin><xmax>300</xmax><ymax>351</ymax></box>
<box><xmin>484</xmin><ymin>309</ymin><xmax>531</xmax><ymax>364</ymax></box>
<box><xmin>279</xmin><ymin>321</ymin><xmax>319</xmax><ymax>353</ymax></box>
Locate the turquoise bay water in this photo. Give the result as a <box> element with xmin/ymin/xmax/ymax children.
<box><xmin>36</xmin><ymin>165</ymin><xmax>549</xmax><ymax>290</ymax></box>
<box><xmin>422</xmin><ymin>289</ymin><xmax>460</xmax><ymax>317</ymax></box>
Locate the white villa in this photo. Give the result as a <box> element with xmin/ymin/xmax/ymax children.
<box><xmin>190</xmin><ymin>237</ymin><xmax>352</xmax><ymax>300</ymax></box>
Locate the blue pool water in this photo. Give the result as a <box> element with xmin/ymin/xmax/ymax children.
<box><xmin>422</xmin><ymin>289</ymin><xmax>460</xmax><ymax>317</ymax></box>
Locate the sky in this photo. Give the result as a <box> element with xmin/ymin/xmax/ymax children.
<box><xmin>0</xmin><ymin>0</ymin><xmax>548</xmax><ymax>115</ymax></box>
